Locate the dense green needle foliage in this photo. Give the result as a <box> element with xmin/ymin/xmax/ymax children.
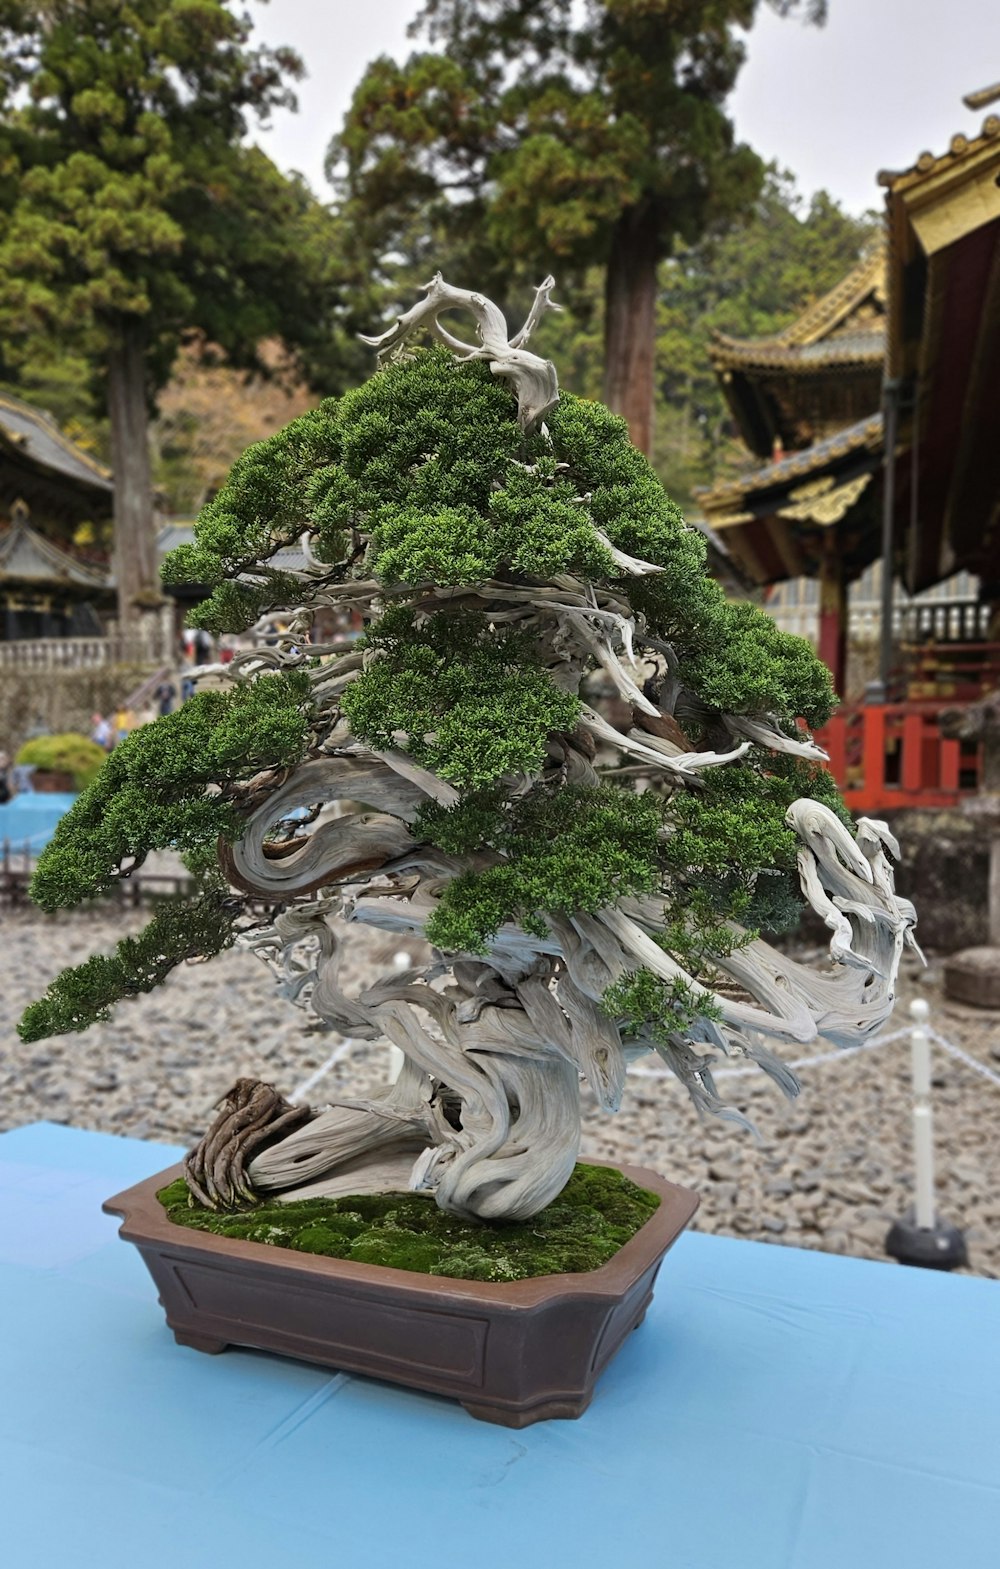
<box><xmin>602</xmin><ymin>971</ymin><xmax>723</xmax><ymax>1047</ymax></box>
<box><xmin>18</xmin><ymin>885</ymin><xmax>237</xmax><ymax>1044</ymax></box>
<box><xmin>343</xmin><ymin>609</ymin><xmax>581</xmax><ymax>789</ymax></box>
<box><xmin>417</xmin><ymin>784</ymin><xmax>665</xmax><ymax>951</ymax></box>
<box><xmin>17</xmin><ymin>674</ymin><xmax>314</xmax><ymax>1042</ymax></box>
<box><xmin>157</xmin><ymin>1163</ymin><xmax>660</xmax><ymax>1280</ymax></box>
<box><xmin>14</xmin><ymin>733</ymin><xmax>107</xmax><ymax>791</ymax></box>
<box><xmin>164</xmin><ymin>350</ymin><xmax>834</xmax><ymax>730</ymax></box>
<box><xmin>599</xmin><ymin>755</ymin><xmax>852</xmax><ymax>1041</ymax></box>
<box><xmin>28</xmin><ymin>671</ymin><xmax>313</xmax><ymax>914</ymax></box>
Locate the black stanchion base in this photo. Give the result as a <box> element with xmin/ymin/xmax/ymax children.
<box><xmin>885</xmin><ymin>1210</ymin><xmax>968</xmax><ymax>1271</ymax></box>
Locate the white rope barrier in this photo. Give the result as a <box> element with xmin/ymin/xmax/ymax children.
<box><xmin>291</xmin><ymin>1038</ymin><xmax>357</xmax><ymax>1103</ymax></box>
<box><xmin>628</xmin><ymin>1019</ymin><xmax>1000</xmax><ymax>1089</ymax></box>
<box><xmin>929</xmin><ymin>1028</ymin><xmax>1000</xmax><ymax>1090</ymax></box>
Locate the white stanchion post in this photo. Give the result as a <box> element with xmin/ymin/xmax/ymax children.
<box><xmin>909</xmin><ymin>999</ymin><xmax>936</xmax><ymax>1230</ymax></box>
<box><xmin>885</xmin><ymin>996</ymin><xmax>967</xmax><ymax>1270</ymax></box>
<box><xmin>387</xmin><ymin>952</ymin><xmax>411</xmax><ymax>1083</ymax></box>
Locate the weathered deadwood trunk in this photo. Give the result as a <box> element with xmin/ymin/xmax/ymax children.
<box><xmin>602</xmin><ymin>204</ymin><xmax>661</xmax><ymax>458</ymax></box>
<box><xmin>107</xmin><ymin>319</ymin><xmax>159</xmax><ymax>633</ymax></box>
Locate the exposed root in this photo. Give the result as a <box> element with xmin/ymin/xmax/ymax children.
<box><xmin>184</xmin><ymin>1078</ymin><xmax>313</xmax><ymax>1210</ymax></box>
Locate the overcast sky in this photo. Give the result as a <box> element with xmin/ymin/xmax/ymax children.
<box><xmin>247</xmin><ymin>0</ymin><xmax>1000</xmax><ymax>216</ymax></box>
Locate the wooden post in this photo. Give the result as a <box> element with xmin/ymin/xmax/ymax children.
<box><xmin>878</xmin><ymin>381</ymin><xmax>901</xmax><ymax>695</ymax></box>
<box><xmin>818</xmin><ymin>535</ymin><xmax>848</xmax><ymax>699</ymax></box>
<box><xmin>984</xmin><ymin>724</ymin><xmax>1000</xmax><ymax>946</ymax></box>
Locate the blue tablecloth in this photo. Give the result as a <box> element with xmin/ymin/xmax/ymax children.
<box><xmin>0</xmin><ymin>791</ymin><xmax>77</xmax><ymax>851</ymax></box>
<box><xmin>1</xmin><ymin>1121</ymin><xmax>997</xmax><ymax>1569</ymax></box>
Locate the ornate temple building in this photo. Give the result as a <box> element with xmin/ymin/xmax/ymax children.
<box><xmin>710</xmin><ymin>245</ymin><xmax>886</xmax><ymax>460</ymax></box>
<box><xmin>700</xmin><ymin>251</ymin><xmax>887</xmax><ymax>695</ymax></box>
<box><xmin>696</xmin><ymin>103</ymin><xmax>1000</xmax><ymax>810</ymax></box>
<box><xmin>0</xmin><ymin>393</ymin><xmax>114</xmax><ymax>645</ymax></box>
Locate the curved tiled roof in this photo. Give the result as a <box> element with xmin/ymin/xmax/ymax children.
<box><xmin>695</xmin><ymin>413</ymin><xmax>884</xmax><ymax>510</ymax></box>
<box><xmin>0</xmin><ymin>517</ymin><xmax>111</xmax><ymax>588</ymax></box>
<box><xmin>0</xmin><ymin>393</ymin><xmax>112</xmax><ymax>492</ymax></box>
<box><xmin>709</xmin><ymin>328</ymin><xmax>883</xmax><ymax>374</ymax></box>
<box><xmin>710</xmin><ymin>248</ymin><xmax>886</xmax><ymax>373</ymax></box>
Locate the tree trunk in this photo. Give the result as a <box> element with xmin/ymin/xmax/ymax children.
<box><xmin>107</xmin><ymin>320</ymin><xmax>159</xmax><ymax>635</ymax></box>
<box><xmin>602</xmin><ymin>205</ymin><xmax>661</xmax><ymax>457</ymax></box>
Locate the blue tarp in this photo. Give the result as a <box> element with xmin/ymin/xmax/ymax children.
<box><xmin>0</xmin><ymin>790</ymin><xmax>77</xmax><ymax>851</ymax></box>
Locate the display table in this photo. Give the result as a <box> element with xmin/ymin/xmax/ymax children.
<box><xmin>1</xmin><ymin>1122</ymin><xmax>997</xmax><ymax>1569</ymax></box>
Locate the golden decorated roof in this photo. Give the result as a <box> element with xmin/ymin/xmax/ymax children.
<box><xmin>0</xmin><ymin>514</ymin><xmax>111</xmax><ymax>589</ymax></box>
<box><xmin>709</xmin><ymin>248</ymin><xmax>886</xmax><ymax>374</ymax></box>
<box><xmin>877</xmin><ymin>113</ymin><xmax>1000</xmax><ymax>198</ymax></box>
<box><xmin>696</xmin><ymin>414</ymin><xmax>883</xmax><ymax>515</ymax></box>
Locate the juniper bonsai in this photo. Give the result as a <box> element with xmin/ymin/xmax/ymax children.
<box><xmin>20</xmin><ymin>276</ymin><xmax>918</xmax><ymax>1223</ymax></box>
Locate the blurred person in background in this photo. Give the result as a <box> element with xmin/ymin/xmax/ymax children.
<box><xmin>91</xmin><ymin>712</ymin><xmax>113</xmax><ymax>751</ymax></box>
<box><xmin>113</xmin><ymin>705</ymin><xmax>135</xmax><ymax>746</ymax></box>
<box><xmin>155</xmin><ymin>678</ymin><xmax>176</xmax><ymax>717</ymax></box>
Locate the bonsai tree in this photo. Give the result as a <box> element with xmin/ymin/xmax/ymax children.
<box><xmin>19</xmin><ymin>278</ymin><xmax>918</xmax><ymax>1224</ymax></box>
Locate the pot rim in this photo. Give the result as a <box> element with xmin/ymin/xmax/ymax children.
<box><xmin>104</xmin><ymin>1155</ymin><xmax>699</xmax><ymax>1310</ymax></box>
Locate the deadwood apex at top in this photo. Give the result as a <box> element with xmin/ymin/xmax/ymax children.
<box><xmin>359</xmin><ymin>273</ymin><xmax>562</xmax><ymax>431</ymax></box>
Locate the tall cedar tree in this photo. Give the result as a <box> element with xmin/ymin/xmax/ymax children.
<box><xmin>333</xmin><ymin>0</ymin><xmax>827</xmax><ymax>457</ymax></box>
<box><xmin>0</xmin><ymin>0</ymin><xmax>356</xmax><ymax>630</ymax></box>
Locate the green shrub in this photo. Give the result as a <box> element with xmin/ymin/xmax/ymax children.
<box><xmin>15</xmin><ymin>733</ymin><xmax>107</xmax><ymax>790</ymax></box>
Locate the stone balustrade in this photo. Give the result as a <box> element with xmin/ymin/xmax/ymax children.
<box><xmin>0</xmin><ymin>636</ymin><xmax>160</xmax><ymax>670</ymax></box>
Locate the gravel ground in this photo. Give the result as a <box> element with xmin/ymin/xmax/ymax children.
<box><xmin>2</xmin><ymin>907</ymin><xmax>999</xmax><ymax>1278</ymax></box>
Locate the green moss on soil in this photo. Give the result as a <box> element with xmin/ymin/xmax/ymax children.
<box><xmin>157</xmin><ymin>1162</ymin><xmax>660</xmax><ymax>1282</ymax></box>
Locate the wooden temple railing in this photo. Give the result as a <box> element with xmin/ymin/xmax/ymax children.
<box><xmin>815</xmin><ymin>703</ymin><xmax>983</xmax><ymax>813</ymax></box>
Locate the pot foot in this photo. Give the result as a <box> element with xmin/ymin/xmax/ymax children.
<box><xmin>461</xmin><ymin>1392</ymin><xmax>593</xmax><ymax>1427</ymax></box>
<box><xmin>173</xmin><ymin>1329</ymin><xmax>228</xmax><ymax>1355</ymax></box>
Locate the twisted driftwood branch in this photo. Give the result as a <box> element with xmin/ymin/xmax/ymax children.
<box><xmin>359</xmin><ymin>272</ymin><xmax>561</xmax><ymax>429</ymax></box>
<box><xmin>215</xmin><ymin>731</ymin><xmax>916</xmax><ymax>1220</ymax></box>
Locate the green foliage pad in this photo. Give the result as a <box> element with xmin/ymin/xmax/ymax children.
<box><xmin>157</xmin><ymin>1163</ymin><xmax>660</xmax><ymax>1282</ymax></box>
<box><xmin>17</xmin><ymin>670</ymin><xmax>314</xmax><ymax>1042</ymax></box>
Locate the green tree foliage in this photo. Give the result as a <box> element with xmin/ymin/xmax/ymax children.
<box><xmin>342</xmin><ymin>609</ymin><xmax>582</xmax><ymax>789</ymax></box>
<box><xmin>30</xmin><ymin>671</ymin><xmax>313</xmax><ymax>912</ymax></box>
<box><xmin>332</xmin><ymin>0</ymin><xmax>827</xmax><ymax>456</ymax></box>
<box><xmin>18</xmin><ymin>885</ymin><xmax>238</xmax><ymax>1043</ymax></box>
<box><xmin>17</xmin><ymin>671</ymin><xmax>314</xmax><ymax>1041</ymax></box>
<box><xmin>416</xmin><ymin>784</ymin><xmax>666</xmax><ymax>950</ymax></box>
<box><xmin>15</xmin><ymin>733</ymin><xmax>107</xmax><ymax>791</ymax></box>
<box><xmin>0</xmin><ymin>1</ymin><xmax>362</xmax><ymax>627</ymax></box>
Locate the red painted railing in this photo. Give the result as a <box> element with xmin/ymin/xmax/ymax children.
<box><xmin>814</xmin><ymin>703</ymin><xmax>983</xmax><ymax>813</ymax></box>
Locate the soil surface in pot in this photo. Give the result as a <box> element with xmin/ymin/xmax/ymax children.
<box><xmin>157</xmin><ymin>1162</ymin><xmax>660</xmax><ymax>1281</ymax></box>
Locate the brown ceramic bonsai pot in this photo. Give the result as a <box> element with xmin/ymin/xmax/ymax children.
<box><xmin>30</xmin><ymin>769</ymin><xmax>77</xmax><ymax>793</ymax></box>
<box><xmin>104</xmin><ymin>1158</ymin><xmax>699</xmax><ymax>1427</ymax></box>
